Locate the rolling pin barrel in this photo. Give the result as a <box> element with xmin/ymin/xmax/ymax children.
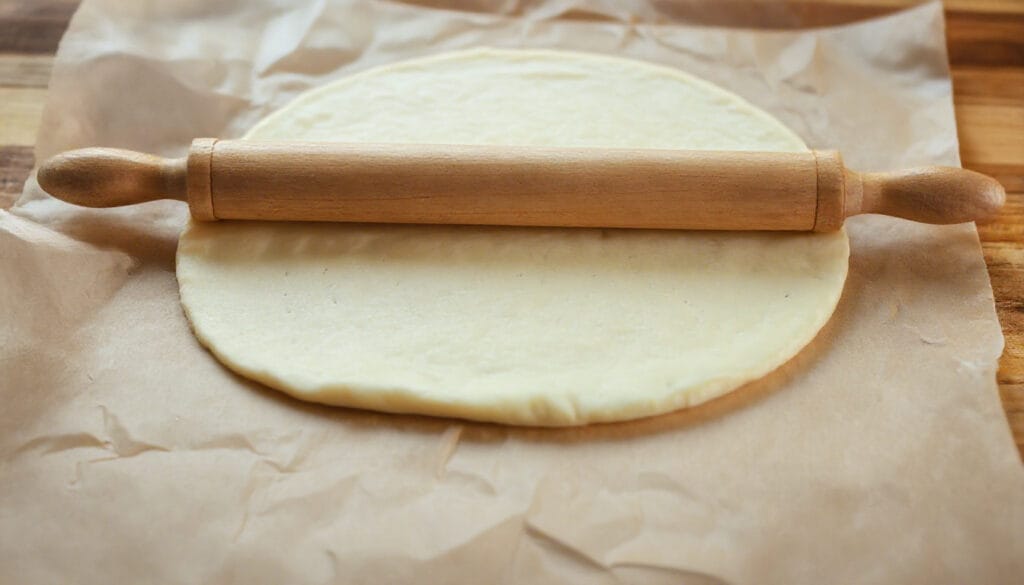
<box><xmin>36</xmin><ymin>139</ymin><xmax>1005</xmax><ymax>231</ymax></box>
<box><xmin>191</xmin><ymin>140</ymin><xmax>828</xmax><ymax>230</ymax></box>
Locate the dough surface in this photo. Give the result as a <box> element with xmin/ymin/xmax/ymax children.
<box><xmin>176</xmin><ymin>48</ymin><xmax>849</xmax><ymax>426</ymax></box>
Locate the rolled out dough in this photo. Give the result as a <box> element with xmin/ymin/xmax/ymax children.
<box><xmin>176</xmin><ymin>48</ymin><xmax>849</xmax><ymax>426</ymax></box>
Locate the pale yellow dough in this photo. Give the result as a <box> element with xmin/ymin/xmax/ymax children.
<box><xmin>176</xmin><ymin>48</ymin><xmax>849</xmax><ymax>426</ymax></box>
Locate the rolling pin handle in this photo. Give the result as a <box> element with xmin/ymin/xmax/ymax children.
<box><xmin>844</xmin><ymin>165</ymin><xmax>1005</xmax><ymax>226</ymax></box>
<box><xmin>37</xmin><ymin>147</ymin><xmax>188</xmax><ymax>208</ymax></box>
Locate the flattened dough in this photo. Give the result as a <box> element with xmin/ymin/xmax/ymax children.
<box><xmin>176</xmin><ymin>48</ymin><xmax>849</xmax><ymax>426</ymax></box>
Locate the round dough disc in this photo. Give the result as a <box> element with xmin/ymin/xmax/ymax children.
<box><xmin>176</xmin><ymin>48</ymin><xmax>849</xmax><ymax>426</ymax></box>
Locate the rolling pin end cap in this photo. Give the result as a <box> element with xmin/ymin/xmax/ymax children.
<box><xmin>36</xmin><ymin>157</ymin><xmax>59</xmax><ymax>195</ymax></box>
<box><xmin>37</xmin><ymin>150</ymin><xmax>97</xmax><ymax>207</ymax></box>
<box><xmin>186</xmin><ymin>139</ymin><xmax>218</xmax><ymax>221</ymax></box>
<box><xmin>972</xmin><ymin>172</ymin><xmax>1007</xmax><ymax>224</ymax></box>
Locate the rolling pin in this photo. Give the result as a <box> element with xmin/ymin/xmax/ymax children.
<box><xmin>37</xmin><ymin>138</ymin><xmax>1005</xmax><ymax>231</ymax></box>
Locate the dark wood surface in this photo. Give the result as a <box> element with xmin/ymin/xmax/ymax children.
<box><xmin>1</xmin><ymin>0</ymin><xmax>1021</xmax><ymax>456</ymax></box>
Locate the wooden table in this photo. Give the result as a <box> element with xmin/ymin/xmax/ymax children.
<box><xmin>2</xmin><ymin>0</ymin><xmax>1022</xmax><ymax>456</ymax></box>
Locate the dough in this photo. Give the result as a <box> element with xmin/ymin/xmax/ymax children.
<box><xmin>176</xmin><ymin>48</ymin><xmax>849</xmax><ymax>426</ymax></box>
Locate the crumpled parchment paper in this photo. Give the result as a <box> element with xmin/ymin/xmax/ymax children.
<box><xmin>2</xmin><ymin>1</ymin><xmax>1022</xmax><ymax>583</ymax></box>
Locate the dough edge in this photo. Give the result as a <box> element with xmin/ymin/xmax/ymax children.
<box><xmin>247</xmin><ymin>47</ymin><xmax>809</xmax><ymax>148</ymax></box>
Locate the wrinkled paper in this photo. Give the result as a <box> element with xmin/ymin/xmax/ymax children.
<box><xmin>2</xmin><ymin>1</ymin><xmax>1023</xmax><ymax>583</ymax></box>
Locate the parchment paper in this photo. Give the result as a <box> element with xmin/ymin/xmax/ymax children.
<box><xmin>2</xmin><ymin>1</ymin><xmax>1023</xmax><ymax>583</ymax></box>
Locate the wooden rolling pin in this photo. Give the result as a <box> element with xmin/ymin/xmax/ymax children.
<box><xmin>37</xmin><ymin>138</ymin><xmax>1005</xmax><ymax>231</ymax></box>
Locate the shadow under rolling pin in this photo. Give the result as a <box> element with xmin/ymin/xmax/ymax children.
<box><xmin>36</xmin><ymin>139</ymin><xmax>1005</xmax><ymax>231</ymax></box>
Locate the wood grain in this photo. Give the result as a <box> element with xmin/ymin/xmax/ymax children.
<box><xmin>0</xmin><ymin>0</ymin><xmax>79</xmax><ymax>53</ymax></box>
<box><xmin>0</xmin><ymin>87</ymin><xmax>47</xmax><ymax>145</ymax></box>
<box><xmin>1</xmin><ymin>0</ymin><xmax>1022</xmax><ymax>455</ymax></box>
<box><xmin>0</xmin><ymin>54</ymin><xmax>53</xmax><ymax>87</ymax></box>
<box><xmin>0</xmin><ymin>145</ymin><xmax>33</xmax><ymax>208</ymax></box>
